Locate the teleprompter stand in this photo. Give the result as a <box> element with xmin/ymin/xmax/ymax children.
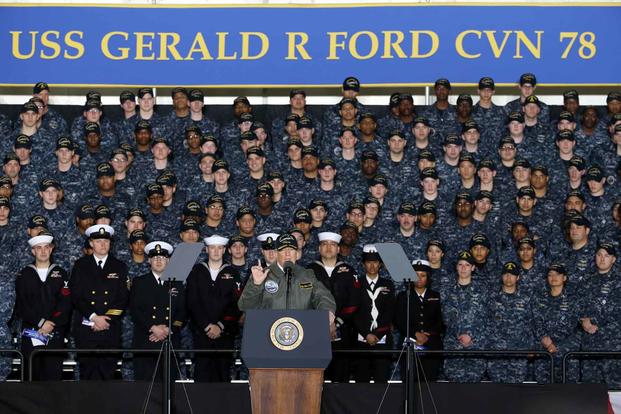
<box><xmin>140</xmin><ymin>242</ymin><xmax>203</xmax><ymax>414</ymax></box>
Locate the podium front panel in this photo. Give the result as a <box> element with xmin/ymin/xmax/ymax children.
<box><xmin>241</xmin><ymin>310</ymin><xmax>331</xmax><ymax>369</ymax></box>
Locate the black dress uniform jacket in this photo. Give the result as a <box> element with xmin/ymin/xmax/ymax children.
<box><xmin>307</xmin><ymin>260</ymin><xmax>362</xmax><ymax>329</ymax></box>
<box><xmin>307</xmin><ymin>260</ymin><xmax>362</xmax><ymax>382</ymax></box>
<box><xmin>16</xmin><ymin>263</ymin><xmax>72</xmax><ymax>381</ymax></box>
<box><xmin>186</xmin><ymin>262</ymin><xmax>242</xmax><ymax>335</ymax></box>
<box><xmin>129</xmin><ymin>272</ymin><xmax>185</xmax><ymax>381</ymax></box>
<box><xmin>354</xmin><ymin>277</ymin><xmax>396</xmax><ymax>341</ymax></box>
<box><xmin>395</xmin><ymin>287</ymin><xmax>443</xmax><ymax>349</ymax></box>
<box><xmin>129</xmin><ymin>273</ymin><xmax>186</xmax><ymax>349</ymax></box>
<box><xmin>16</xmin><ymin>264</ymin><xmax>72</xmax><ymax>334</ymax></box>
<box><xmin>186</xmin><ymin>262</ymin><xmax>242</xmax><ymax>382</ymax></box>
<box><xmin>70</xmin><ymin>255</ymin><xmax>130</xmax><ymax>344</ymax></box>
<box><xmin>395</xmin><ymin>286</ymin><xmax>443</xmax><ymax>381</ymax></box>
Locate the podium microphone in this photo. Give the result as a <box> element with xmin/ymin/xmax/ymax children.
<box><xmin>284</xmin><ymin>261</ymin><xmax>294</xmax><ymax>308</ymax></box>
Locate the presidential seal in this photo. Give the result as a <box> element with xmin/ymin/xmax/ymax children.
<box><xmin>270</xmin><ymin>317</ymin><xmax>304</xmax><ymax>351</ymax></box>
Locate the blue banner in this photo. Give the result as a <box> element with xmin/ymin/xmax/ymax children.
<box><xmin>1</xmin><ymin>3</ymin><xmax>620</xmax><ymax>87</ymax></box>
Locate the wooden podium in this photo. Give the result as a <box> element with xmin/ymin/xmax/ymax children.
<box><xmin>242</xmin><ymin>310</ymin><xmax>332</xmax><ymax>414</ymax></box>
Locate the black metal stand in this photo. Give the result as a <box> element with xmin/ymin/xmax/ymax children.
<box><xmin>162</xmin><ymin>278</ymin><xmax>174</xmax><ymax>414</ymax></box>
<box><xmin>140</xmin><ymin>277</ymin><xmax>185</xmax><ymax>414</ymax></box>
<box><xmin>403</xmin><ymin>279</ymin><xmax>417</xmax><ymax>414</ymax></box>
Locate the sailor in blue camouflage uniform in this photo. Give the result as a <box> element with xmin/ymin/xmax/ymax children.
<box><xmin>349</xmin><ymin>150</ymin><xmax>380</xmax><ymax>196</ymax></box>
<box><xmin>44</xmin><ymin>136</ymin><xmax>86</xmax><ymax>209</ymax></box>
<box><xmin>422</xmin><ymin>79</ymin><xmax>458</xmax><ymax>139</ymax></box>
<box><xmin>551</xmin><ymin>214</ymin><xmax>596</xmax><ymax>296</ymax></box>
<box><xmin>56</xmin><ymin>204</ymin><xmax>94</xmax><ymax>271</ymax></box>
<box><xmin>322</xmin><ymin>98</ymin><xmax>360</xmax><ymax>155</ymax></box>
<box><xmin>165</xmin><ymin>87</ymin><xmax>191</xmax><ymax>153</ymax></box>
<box><xmin>307</xmin><ymin>158</ymin><xmax>349</xmax><ymax>217</ymax></box>
<box><xmin>203</xmin><ymin>194</ymin><xmax>233</xmax><ymax>237</ymax></box>
<box><xmin>390</xmin><ymin>202</ymin><xmax>426</xmax><ymax>261</ymax></box>
<box><xmin>116</xmin><ymin>88</ymin><xmax>173</xmax><ymax>147</ymax></box>
<box><xmin>113</xmin><ymin>207</ymin><xmax>147</xmax><ymax>259</ymax></box>
<box><xmin>426</xmin><ymin>240</ymin><xmax>451</xmax><ymax>299</ymax></box>
<box><xmin>143</xmin><ymin>183</ymin><xmax>177</xmax><ymax>241</ymax></box>
<box><xmin>584</xmin><ymin>165</ymin><xmax>617</xmax><ymax>234</ymax></box>
<box><xmin>86</xmin><ymin>162</ymin><xmax>132</xmax><ymax>231</ymax></box>
<box><xmin>593</xmin><ymin>124</ymin><xmax>621</xmax><ymax>181</ymax></box>
<box><xmin>31</xmin><ymin>82</ymin><xmax>68</xmax><ymax>137</ymax></box>
<box><xmin>472</xmin><ymin>77</ymin><xmax>506</xmax><ymax>142</ymax></box>
<box><xmin>70</xmin><ymin>99</ymin><xmax>118</xmax><ymax>155</ymax></box>
<box><xmin>219</xmin><ymin>97</ymin><xmax>253</xmax><ymax>157</ymax></box>
<box><xmin>579</xmin><ymin>242</ymin><xmax>621</xmax><ymax>387</ymax></box>
<box><xmin>12</xmin><ymin>134</ymin><xmax>41</xmax><ymax>190</ymax></box>
<box><xmin>79</xmin><ymin>122</ymin><xmax>109</xmax><ymax>176</ymax></box>
<box><xmin>575</xmin><ymin>107</ymin><xmax>608</xmax><ymax>163</ymax></box>
<box><xmin>439</xmin><ymin>192</ymin><xmax>483</xmax><ymax>266</ymax></box>
<box><xmin>522</xmin><ymin>95</ymin><xmax>554</xmax><ymax>153</ymax></box>
<box><xmin>236</xmin><ymin>146</ymin><xmax>269</xmax><ymax>197</ymax></box>
<box><xmin>382</xmin><ymin>130</ymin><xmax>416</xmax><ymax>189</ymax></box>
<box><xmin>323</xmin><ymin>77</ymin><xmax>365</xmax><ymax>136</ymax></box>
<box><xmin>503</xmin><ymin>73</ymin><xmax>550</xmax><ymax>124</ymax></box>
<box><xmin>253</xmin><ymin>183</ymin><xmax>288</xmax><ymax>234</ymax></box>
<box><xmin>595</xmin><ymin>92</ymin><xmax>621</xmax><ymax>134</ymax></box>
<box><xmin>171</xmin><ymin>124</ymin><xmax>204</xmax><ymax>175</ymax></box>
<box><xmin>513</xmin><ymin>237</ymin><xmax>547</xmax><ymax>298</ymax></box>
<box><xmin>330</xmin><ymin>128</ymin><xmax>362</xmax><ymax>181</ymax></box>
<box><xmin>157</xmin><ymin>171</ymin><xmax>187</xmax><ymax>220</ymax></box>
<box><xmin>532</xmin><ymin>264</ymin><xmax>581</xmax><ymax>384</ymax></box>
<box><xmin>208</xmin><ymin>159</ymin><xmax>251</xmax><ymax>225</ymax></box>
<box><xmin>416</xmin><ymin>201</ymin><xmax>440</xmax><ymax>252</ymax></box>
<box><xmin>435</xmin><ymin>134</ymin><xmax>462</xmax><ymax>194</ymax></box>
<box><xmin>503</xmin><ymin>111</ymin><xmax>548</xmax><ymax>165</ymax></box>
<box><xmin>442</xmin><ymin>251</ymin><xmax>488</xmax><ymax>382</ymax></box>
<box><xmin>357</xmin><ymin>112</ymin><xmax>387</xmax><ymax>159</ymax></box>
<box><xmin>469</xmin><ymin>233</ymin><xmax>499</xmax><ymax>291</ymax></box>
<box><xmin>271</xmin><ymin>90</ymin><xmax>321</xmax><ymax>156</ymax></box>
<box><xmin>486</xmin><ymin>262</ymin><xmax>533</xmax><ymax>383</ymax></box>
<box><xmin>32</xmin><ymin>178</ymin><xmax>73</xmax><ymax>239</ymax></box>
<box><xmin>0</xmin><ymin>249</ymin><xmax>16</xmax><ymax>381</ymax></box>
<box><xmin>374</xmin><ymin>92</ymin><xmax>399</xmax><ymax>136</ymax></box>
<box><xmin>338</xmin><ymin>221</ymin><xmax>363</xmax><ymax>273</ymax></box>
<box><xmin>500</xmin><ymin>186</ymin><xmax>551</xmax><ymax>244</ymax></box>
<box><xmin>14</xmin><ymin>101</ymin><xmax>57</xmax><ymax>166</ymax></box>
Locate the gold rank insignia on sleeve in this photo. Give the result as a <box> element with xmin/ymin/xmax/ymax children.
<box><xmin>105</xmin><ymin>309</ymin><xmax>123</xmax><ymax>316</ymax></box>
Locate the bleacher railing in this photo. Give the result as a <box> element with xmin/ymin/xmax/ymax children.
<box><xmin>562</xmin><ymin>351</ymin><xmax>621</xmax><ymax>384</ymax></box>
<box><xmin>0</xmin><ymin>349</ymin><xmax>25</xmax><ymax>382</ymax></box>
<box><xmin>28</xmin><ymin>348</ymin><xmax>554</xmax><ymax>383</ymax></box>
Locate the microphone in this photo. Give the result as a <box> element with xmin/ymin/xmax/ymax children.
<box><xmin>284</xmin><ymin>261</ymin><xmax>294</xmax><ymax>308</ymax></box>
<box><xmin>284</xmin><ymin>261</ymin><xmax>294</xmax><ymax>277</ymax></box>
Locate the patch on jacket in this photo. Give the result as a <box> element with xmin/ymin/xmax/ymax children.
<box><xmin>265</xmin><ymin>280</ymin><xmax>279</xmax><ymax>294</ymax></box>
<box><xmin>299</xmin><ymin>282</ymin><xmax>313</xmax><ymax>289</ymax></box>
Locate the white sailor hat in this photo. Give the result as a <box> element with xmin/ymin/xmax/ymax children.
<box><xmin>318</xmin><ymin>232</ymin><xmax>342</xmax><ymax>243</ymax></box>
<box><xmin>204</xmin><ymin>235</ymin><xmax>229</xmax><ymax>246</ymax></box>
<box><xmin>28</xmin><ymin>234</ymin><xmax>54</xmax><ymax>247</ymax></box>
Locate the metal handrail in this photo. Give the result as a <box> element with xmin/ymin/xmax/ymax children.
<box><xmin>0</xmin><ymin>349</ymin><xmax>24</xmax><ymax>382</ymax></box>
<box><xmin>29</xmin><ymin>347</ymin><xmax>554</xmax><ymax>383</ymax></box>
<box><xmin>28</xmin><ymin>348</ymin><xmax>242</xmax><ymax>381</ymax></box>
<box><xmin>333</xmin><ymin>349</ymin><xmax>555</xmax><ymax>383</ymax></box>
<box><xmin>562</xmin><ymin>351</ymin><xmax>621</xmax><ymax>384</ymax></box>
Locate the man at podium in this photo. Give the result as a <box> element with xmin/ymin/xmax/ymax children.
<box><xmin>238</xmin><ymin>233</ymin><xmax>336</xmax><ymax>322</ymax></box>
